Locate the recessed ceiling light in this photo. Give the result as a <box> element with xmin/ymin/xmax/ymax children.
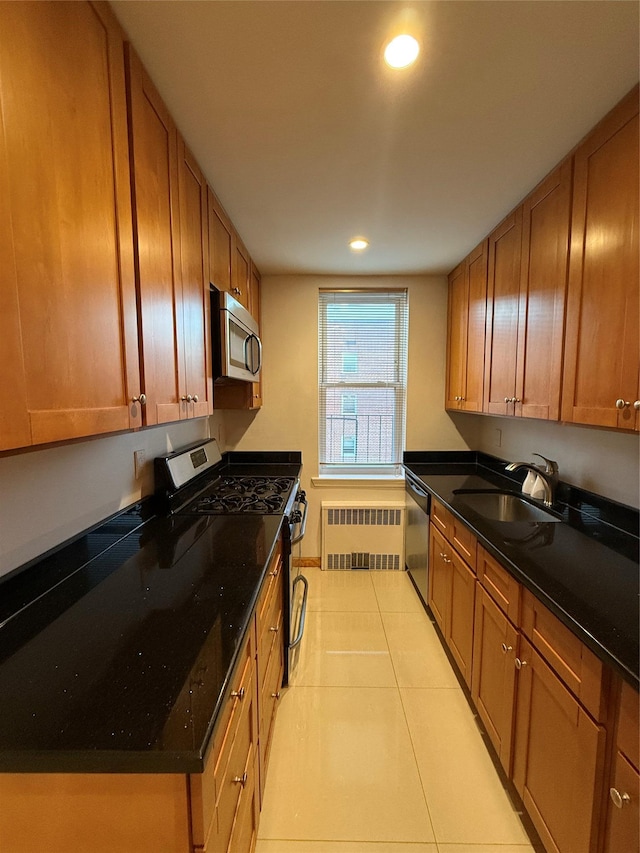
<box><xmin>349</xmin><ymin>238</ymin><xmax>369</xmax><ymax>251</ymax></box>
<box><xmin>384</xmin><ymin>34</ymin><xmax>420</xmax><ymax>69</ymax></box>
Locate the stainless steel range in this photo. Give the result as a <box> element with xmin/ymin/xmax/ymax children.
<box><xmin>154</xmin><ymin>439</ymin><xmax>308</xmax><ymax>684</ymax></box>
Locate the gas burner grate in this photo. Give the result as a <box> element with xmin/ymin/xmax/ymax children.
<box><xmin>184</xmin><ymin>476</ymin><xmax>295</xmax><ymax>515</ymax></box>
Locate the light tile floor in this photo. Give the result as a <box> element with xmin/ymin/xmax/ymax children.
<box><xmin>256</xmin><ymin>568</ymin><xmax>538</xmax><ymax>853</ymax></box>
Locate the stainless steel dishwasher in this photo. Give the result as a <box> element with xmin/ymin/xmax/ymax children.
<box><xmin>404</xmin><ymin>473</ymin><xmax>430</xmax><ymax>609</ymax></box>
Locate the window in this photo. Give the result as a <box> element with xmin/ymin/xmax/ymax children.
<box><xmin>318</xmin><ymin>289</ymin><xmax>408</xmax><ymax>476</ymax></box>
<box><xmin>342</xmin><ymin>352</ymin><xmax>358</xmax><ymax>373</ymax></box>
<box><xmin>341</xmin><ymin>394</ymin><xmax>357</xmax><ymax>415</ymax></box>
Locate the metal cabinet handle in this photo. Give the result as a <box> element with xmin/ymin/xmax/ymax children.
<box><xmin>269</xmin><ymin>625</ymin><xmax>279</xmax><ymax>633</ymax></box>
<box><xmin>514</xmin><ymin>657</ymin><xmax>528</xmax><ymax>669</ymax></box>
<box><xmin>615</xmin><ymin>399</ymin><xmax>630</xmax><ymax>409</ymax></box>
<box><xmin>501</xmin><ymin>643</ymin><xmax>513</xmax><ymax>654</ymax></box>
<box><xmin>233</xmin><ymin>772</ymin><xmax>248</xmax><ymax>787</ymax></box>
<box><xmin>181</xmin><ymin>395</ymin><xmax>193</xmax><ymax>403</ymax></box>
<box><xmin>131</xmin><ymin>394</ymin><xmax>146</xmax><ymax>405</ymax></box>
<box><xmin>634</xmin><ymin>401</ymin><xmax>640</xmax><ymax>411</ymax></box>
<box><xmin>193</xmin><ymin>395</ymin><xmax>199</xmax><ymax>403</ymax></box>
<box><xmin>233</xmin><ymin>287</ymin><xmax>242</xmax><ymax>296</ymax></box>
<box><xmin>269</xmin><ymin>568</ymin><xmax>279</xmax><ymax>577</ymax></box>
<box><xmin>439</xmin><ymin>552</ymin><xmax>451</xmax><ymax>564</ymax></box>
<box><xmin>610</xmin><ymin>787</ymin><xmax>631</xmax><ymax>809</ymax></box>
<box><xmin>271</xmin><ymin>690</ymin><xmax>281</xmax><ymax>700</ymax></box>
<box><xmin>504</xmin><ymin>397</ymin><xmax>511</xmax><ymax>403</ymax></box>
<box><xmin>230</xmin><ymin>687</ymin><xmax>245</xmax><ymax>700</ymax></box>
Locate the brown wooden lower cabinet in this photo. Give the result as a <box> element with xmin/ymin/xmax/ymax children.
<box><xmin>603</xmin><ymin>749</ymin><xmax>639</xmax><ymax>853</ymax></box>
<box><xmin>471</xmin><ymin>585</ymin><xmax>518</xmax><ymax>772</ymax></box>
<box><xmin>446</xmin><ymin>549</ymin><xmax>476</xmax><ymax>687</ymax></box>
<box><xmin>0</xmin><ymin>551</ymin><xmax>287</xmax><ymax>853</ymax></box>
<box><xmin>428</xmin><ymin>521</ymin><xmax>476</xmax><ymax>688</ymax></box>
<box><xmin>428</xmin><ymin>523</ymin><xmax>449</xmax><ymax>633</ymax></box>
<box><xmin>512</xmin><ymin>638</ymin><xmax>606</xmax><ymax>853</ymax></box>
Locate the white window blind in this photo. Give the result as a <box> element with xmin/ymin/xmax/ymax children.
<box><xmin>318</xmin><ymin>289</ymin><xmax>408</xmax><ymax>476</ymax></box>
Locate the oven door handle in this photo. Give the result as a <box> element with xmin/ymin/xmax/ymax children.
<box><xmin>289</xmin><ymin>573</ymin><xmax>308</xmax><ymax>650</ymax></box>
<box><xmin>290</xmin><ymin>494</ymin><xmax>308</xmax><ymax>545</ymax></box>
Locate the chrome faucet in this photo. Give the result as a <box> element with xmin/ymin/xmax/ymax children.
<box><xmin>505</xmin><ymin>453</ymin><xmax>559</xmax><ymax>507</ymax></box>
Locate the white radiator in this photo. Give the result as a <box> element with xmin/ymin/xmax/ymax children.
<box><xmin>321</xmin><ymin>501</ymin><xmax>405</xmax><ymax>571</ymax></box>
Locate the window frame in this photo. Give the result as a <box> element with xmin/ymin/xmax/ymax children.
<box><xmin>318</xmin><ymin>288</ymin><xmax>408</xmax><ymax>477</ymax></box>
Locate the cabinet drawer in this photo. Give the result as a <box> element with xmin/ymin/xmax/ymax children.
<box><xmin>521</xmin><ymin>590</ymin><xmax>605</xmax><ymax>721</ymax></box>
<box><xmin>225</xmin><ymin>740</ymin><xmax>258</xmax><ymax>853</ymax></box>
<box><xmin>450</xmin><ymin>515</ymin><xmax>477</xmax><ymax>570</ymax></box>
<box><xmin>430</xmin><ymin>498</ymin><xmax>452</xmax><ymax>537</ymax></box>
<box><xmin>617</xmin><ymin>679</ymin><xmax>639</xmax><ymax>770</ymax></box>
<box><xmin>259</xmin><ymin>632</ymin><xmax>284</xmax><ymax>799</ymax></box>
<box><xmin>215</xmin><ymin>671</ymin><xmax>256</xmax><ymax>853</ymax></box>
<box><xmin>257</xmin><ymin>545</ymin><xmax>282</xmax><ymax>632</ymax></box>
<box><xmin>477</xmin><ymin>545</ymin><xmax>521</xmax><ymax>624</ymax></box>
<box><xmin>259</xmin><ymin>596</ymin><xmax>282</xmax><ymax>688</ymax></box>
<box><xmin>190</xmin><ymin>627</ymin><xmax>255</xmax><ymax>849</ymax></box>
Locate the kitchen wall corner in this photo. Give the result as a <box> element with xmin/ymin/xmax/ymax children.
<box><xmin>224</xmin><ymin>273</ymin><xmax>471</xmax><ymax>558</ymax></box>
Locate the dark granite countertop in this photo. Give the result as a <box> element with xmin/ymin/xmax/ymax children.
<box><xmin>0</xmin><ymin>452</ymin><xmax>301</xmax><ymax>774</ymax></box>
<box><xmin>404</xmin><ymin>452</ymin><xmax>639</xmax><ymax>690</ymax></box>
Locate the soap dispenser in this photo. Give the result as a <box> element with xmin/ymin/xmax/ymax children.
<box><xmin>522</xmin><ymin>470</ymin><xmax>537</xmax><ymax>496</ymax></box>
<box><xmin>530</xmin><ymin>475</ymin><xmax>547</xmax><ymax>500</ymax></box>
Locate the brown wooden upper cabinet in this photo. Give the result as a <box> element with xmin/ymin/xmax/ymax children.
<box><xmin>125</xmin><ymin>45</ymin><xmax>184</xmax><ymax>426</ymax></box>
<box><xmin>483</xmin><ymin>208</ymin><xmax>524</xmax><ymax>416</ymax></box>
<box><xmin>483</xmin><ymin>165</ymin><xmax>571</xmax><ymax>421</ymax></box>
<box><xmin>233</xmin><ymin>232</ymin><xmax>252</xmax><ymax>311</ymax></box>
<box><xmin>562</xmin><ymin>86</ymin><xmax>639</xmax><ymax>431</ymax></box>
<box><xmin>0</xmin><ymin>1</ymin><xmax>142</xmax><ymax>452</ymax></box>
<box><xmin>208</xmin><ymin>188</ymin><xmax>234</xmax><ymax>295</ymax></box>
<box><xmin>177</xmin><ymin>138</ymin><xmax>214</xmax><ymax>419</ymax></box>
<box><xmin>126</xmin><ymin>47</ymin><xmax>213</xmax><ymax>425</ymax></box>
<box><xmin>207</xmin><ymin>189</ymin><xmax>252</xmax><ymax>312</ymax></box>
<box><xmin>446</xmin><ymin>241</ymin><xmax>487</xmax><ymax>412</ymax></box>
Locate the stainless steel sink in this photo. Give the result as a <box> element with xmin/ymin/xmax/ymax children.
<box><xmin>454</xmin><ymin>491</ymin><xmax>563</xmax><ymax>523</ymax></box>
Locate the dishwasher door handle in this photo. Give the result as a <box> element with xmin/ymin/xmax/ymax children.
<box><xmin>407</xmin><ymin>478</ymin><xmax>430</xmax><ymax>500</ymax></box>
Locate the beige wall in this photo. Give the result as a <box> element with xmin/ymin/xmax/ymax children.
<box><xmin>1</xmin><ymin>272</ymin><xmax>636</xmax><ymax>577</ymax></box>
<box><xmin>0</xmin><ymin>416</ymin><xmax>224</xmax><ymax>578</ymax></box>
<box><xmin>223</xmin><ymin>274</ymin><xmax>471</xmax><ymax>558</ymax></box>
<box><xmin>462</xmin><ymin>412</ymin><xmax>639</xmax><ymax>509</ymax></box>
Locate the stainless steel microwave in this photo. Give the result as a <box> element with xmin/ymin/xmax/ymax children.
<box><xmin>211</xmin><ymin>288</ymin><xmax>262</xmax><ymax>383</ymax></box>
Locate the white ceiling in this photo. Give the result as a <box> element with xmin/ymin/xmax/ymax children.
<box><xmin>110</xmin><ymin>1</ymin><xmax>639</xmax><ymax>276</ymax></box>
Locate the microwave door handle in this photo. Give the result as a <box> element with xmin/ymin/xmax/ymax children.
<box><xmin>243</xmin><ymin>335</ymin><xmax>252</xmax><ymax>372</ymax></box>
<box><xmin>252</xmin><ymin>335</ymin><xmax>262</xmax><ymax>375</ymax></box>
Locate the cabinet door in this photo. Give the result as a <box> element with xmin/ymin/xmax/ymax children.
<box><xmin>208</xmin><ymin>188</ymin><xmax>233</xmax><ymax>293</ymax></box>
<box><xmin>471</xmin><ymin>587</ymin><xmax>518</xmax><ymax>772</ymax></box>
<box><xmin>512</xmin><ymin>639</ymin><xmax>606</xmax><ymax>853</ymax></box>
<box><xmin>126</xmin><ymin>45</ymin><xmax>183</xmax><ymax>426</ymax></box>
<box><xmin>446</xmin><ymin>550</ymin><xmax>476</xmax><ymax>687</ymax></box>
<box><xmin>484</xmin><ymin>209</ymin><xmax>523</xmax><ymax>415</ymax></box>
<box><xmin>232</xmin><ymin>233</ymin><xmax>251</xmax><ymax>310</ymax></box>
<box><xmin>177</xmin><ymin>138</ymin><xmax>213</xmax><ymax>419</ymax></box>
<box><xmin>0</xmin><ymin>1</ymin><xmax>142</xmax><ymax>450</ymax></box>
<box><xmin>428</xmin><ymin>524</ymin><xmax>450</xmax><ymax>634</ymax></box>
<box><xmin>603</xmin><ymin>750</ymin><xmax>639</xmax><ymax>853</ymax></box>
<box><xmin>445</xmin><ymin>241</ymin><xmax>487</xmax><ymax>413</ymax></box>
<box><xmin>562</xmin><ymin>86</ymin><xmax>639</xmax><ymax>430</ymax></box>
<box><xmin>446</xmin><ymin>259</ymin><xmax>468</xmax><ymax>410</ymax></box>
<box><xmin>516</xmin><ymin>160</ymin><xmax>571</xmax><ymax>421</ymax></box>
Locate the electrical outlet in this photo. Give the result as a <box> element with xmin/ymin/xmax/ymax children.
<box><xmin>494</xmin><ymin>428</ymin><xmax>502</xmax><ymax>448</ymax></box>
<box><xmin>134</xmin><ymin>449</ymin><xmax>146</xmax><ymax>480</ymax></box>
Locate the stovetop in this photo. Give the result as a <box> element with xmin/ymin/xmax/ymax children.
<box><xmin>182</xmin><ymin>475</ymin><xmax>296</xmax><ymax>515</ymax></box>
